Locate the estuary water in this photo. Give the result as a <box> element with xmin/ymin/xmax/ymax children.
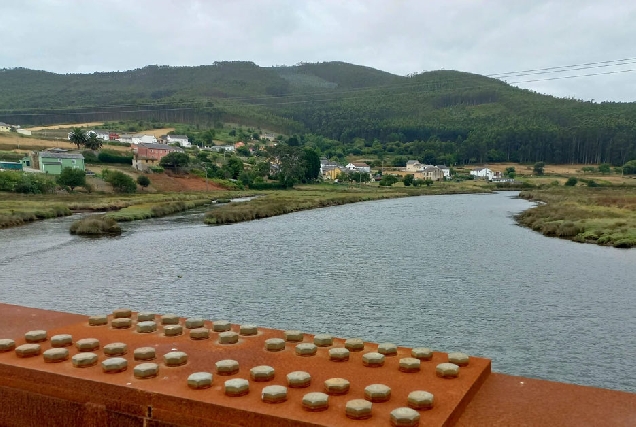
<box><xmin>0</xmin><ymin>192</ymin><xmax>635</xmax><ymax>393</ymax></box>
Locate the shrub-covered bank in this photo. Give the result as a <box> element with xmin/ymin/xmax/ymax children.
<box><xmin>105</xmin><ymin>199</ymin><xmax>211</xmax><ymax>221</ymax></box>
<box><xmin>70</xmin><ymin>215</ymin><xmax>121</xmax><ymax>236</ymax></box>
<box><xmin>517</xmin><ymin>187</ymin><xmax>636</xmax><ymax>248</ymax></box>
<box><xmin>204</xmin><ymin>184</ymin><xmax>490</xmax><ymax>225</ymax></box>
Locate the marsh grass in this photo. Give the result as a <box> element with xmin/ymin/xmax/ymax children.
<box><xmin>517</xmin><ymin>186</ymin><xmax>636</xmax><ymax>248</ymax></box>
<box><xmin>204</xmin><ymin>183</ymin><xmax>489</xmax><ymax>225</ymax></box>
<box><xmin>70</xmin><ymin>215</ymin><xmax>121</xmax><ymax>236</ymax></box>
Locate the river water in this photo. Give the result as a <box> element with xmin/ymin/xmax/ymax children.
<box><xmin>0</xmin><ymin>192</ymin><xmax>635</xmax><ymax>393</ymax></box>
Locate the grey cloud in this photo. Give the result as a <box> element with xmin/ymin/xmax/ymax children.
<box><xmin>0</xmin><ymin>0</ymin><xmax>634</xmax><ymax>101</ymax></box>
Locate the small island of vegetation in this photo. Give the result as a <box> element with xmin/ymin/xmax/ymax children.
<box><xmin>69</xmin><ymin>215</ymin><xmax>121</xmax><ymax>236</ymax></box>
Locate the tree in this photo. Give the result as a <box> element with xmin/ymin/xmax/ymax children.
<box><xmin>505</xmin><ymin>166</ymin><xmax>516</xmax><ymax>178</ymax></box>
<box><xmin>623</xmin><ymin>160</ymin><xmax>636</xmax><ymax>175</ymax></box>
<box><xmin>287</xmin><ymin>135</ymin><xmax>300</xmax><ymax>147</ymax></box>
<box><xmin>598</xmin><ymin>163</ymin><xmax>611</xmax><ymax>174</ymax></box>
<box><xmin>254</xmin><ymin>161</ymin><xmax>271</xmax><ymax>177</ymax></box>
<box><xmin>268</xmin><ymin>145</ymin><xmax>305</xmax><ymax>188</ymax></box>
<box><xmin>159</xmin><ymin>152</ymin><xmax>190</xmax><ymax>169</ymax></box>
<box><xmin>302</xmin><ymin>148</ymin><xmax>321</xmax><ymax>182</ymax></box>
<box><xmin>137</xmin><ymin>175</ymin><xmax>150</xmax><ymax>189</ymax></box>
<box><xmin>229</xmin><ymin>129</ymin><xmax>237</xmax><ymax>137</ymax></box>
<box><xmin>56</xmin><ymin>168</ymin><xmax>86</xmax><ymax>191</ymax></box>
<box><xmin>236</xmin><ymin>146</ymin><xmax>251</xmax><ymax>157</ymax></box>
<box><xmin>565</xmin><ymin>177</ymin><xmax>578</xmax><ymax>186</ymax></box>
<box><xmin>533</xmin><ymin>162</ymin><xmax>545</xmax><ymax>176</ymax></box>
<box><xmin>252</xmin><ymin>132</ymin><xmax>260</xmax><ymax>140</ymax></box>
<box><xmin>68</xmin><ymin>128</ymin><xmax>88</xmax><ymax>150</ymax></box>
<box><xmin>403</xmin><ymin>174</ymin><xmax>414</xmax><ymax>186</ymax></box>
<box><xmin>105</xmin><ymin>170</ymin><xmax>137</xmax><ymax>193</ymax></box>
<box><xmin>226</xmin><ymin>156</ymin><xmax>244</xmax><ymax>179</ymax></box>
<box><xmin>201</xmin><ymin>129</ymin><xmax>216</xmax><ymax>146</ymax></box>
<box><xmin>379</xmin><ymin>175</ymin><xmax>398</xmax><ymax>186</ymax></box>
<box><xmin>85</xmin><ymin>133</ymin><xmax>103</xmax><ymax>150</ymax></box>
<box><xmin>425</xmin><ymin>179</ymin><xmax>433</xmax><ymax>186</ymax></box>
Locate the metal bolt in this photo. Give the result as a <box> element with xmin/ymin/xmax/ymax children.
<box><xmin>399</xmin><ymin>357</ymin><xmax>421</xmax><ymax>373</ymax></box>
<box><xmin>345</xmin><ymin>338</ymin><xmax>365</xmax><ymax>352</ymax></box>
<box><xmin>284</xmin><ymin>330</ymin><xmax>304</xmax><ymax>342</ymax></box>
<box><xmin>111</xmin><ymin>318</ymin><xmax>131</xmax><ymax>329</ymax></box>
<box><xmin>364</xmin><ymin>384</ymin><xmax>391</xmax><ymax>402</ymax></box>
<box><xmin>436</xmin><ymin>362</ymin><xmax>460</xmax><ymax>378</ymax></box>
<box><xmin>136</xmin><ymin>321</ymin><xmax>157</xmax><ymax>333</ymax></box>
<box><xmin>390</xmin><ymin>407</ymin><xmax>420</xmax><ymax>427</ymax></box>
<box><xmin>314</xmin><ymin>334</ymin><xmax>333</xmax><ymax>347</ymax></box>
<box><xmin>187</xmin><ymin>372</ymin><xmax>213</xmax><ymax>389</ymax></box>
<box><xmin>137</xmin><ymin>312</ymin><xmax>156</xmax><ymax>322</ymax></box>
<box><xmin>264</xmin><ymin>338</ymin><xmax>285</xmax><ymax>352</ymax></box>
<box><xmin>112</xmin><ymin>308</ymin><xmax>131</xmax><ymax>318</ymax></box>
<box><xmin>224</xmin><ymin>378</ymin><xmax>249</xmax><ymax>397</ymax></box>
<box><xmin>411</xmin><ymin>347</ymin><xmax>433</xmax><ymax>361</ymax></box>
<box><xmin>164</xmin><ymin>325</ymin><xmax>183</xmax><ymax>337</ymax></box>
<box><xmin>72</xmin><ymin>352</ymin><xmax>98</xmax><ymax>368</ymax></box>
<box><xmin>76</xmin><ymin>338</ymin><xmax>100</xmax><ymax>352</ymax></box>
<box><xmin>240</xmin><ymin>324</ymin><xmax>258</xmax><ymax>336</ymax></box>
<box><xmin>50</xmin><ymin>334</ymin><xmax>73</xmax><ymax>348</ymax></box>
<box><xmin>378</xmin><ymin>342</ymin><xmax>398</xmax><ymax>356</ymax></box>
<box><xmin>134</xmin><ymin>362</ymin><xmax>158</xmax><ymax>379</ymax></box>
<box><xmin>408</xmin><ymin>390</ymin><xmax>434</xmax><ymax>410</ymax></box>
<box><xmin>185</xmin><ymin>318</ymin><xmax>204</xmax><ymax>329</ymax></box>
<box><xmin>324</xmin><ymin>378</ymin><xmax>350</xmax><ymax>395</ymax></box>
<box><xmin>161</xmin><ymin>314</ymin><xmax>180</xmax><ymax>325</ymax></box>
<box><xmin>134</xmin><ymin>347</ymin><xmax>156</xmax><ymax>361</ymax></box>
<box><xmin>346</xmin><ymin>399</ymin><xmax>373</xmax><ymax>420</ymax></box>
<box><xmin>215</xmin><ymin>359</ymin><xmax>239</xmax><ymax>376</ymax></box>
<box><xmin>302</xmin><ymin>392</ymin><xmax>329</xmax><ymax>412</ymax></box>
<box><xmin>261</xmin><ymin>385</ymin><xmax>288</xmax><ymax>403</ymax></box>
<box><xmin>43</xmin><ymin>348</ymin><xmax>68</xmax><ymax>363</ymax></box>
<box><xmin>163</xmin><ymin>351</ymin><xmax>188</xmax><ymax>367</ymax></box>
<box><xmin>287</xmin><ymin>371</ymin><xmax>311</xmax><ymax>388</ymax></box>
<box><xmin>362</xmin><ymin>352</ymin><xmax>385</xmax><ymax>367</ymax></box>
<box><xmin>88</xmin><ymin>315</ymin><xmax>108</xmax><ymax>326</ymax></box>
<box><xmin>213</xmin><ymin>320</ymin><xmax>231</xmax><ymax>332</ymax></box>
<box><xmin>250</xmin><ymin>365</ymin><xmax>275</xmax><ymax>382</ymax></box>
<box><xmin>189</xmin><ymin>328</ymin><xmax>209</xmax><ymax>340</ymax></box>
<box><xmin>103</xmin><ymin>342</ymin><xmax>127</xmax><ymax>357</ymax></box>
<box><xmin>16</xmin><ymin>344</ymin><xmax>41</xmax><ymax>358</ymax></box>
<box><xmin>24</xmin><ymin>330</ymin><xmax>47</xmax><ymax>343</ymax></box>
<box><xmin>219</xmin><ymin>331</ymin><xmax>239</xmax><ymax>344</ymax></box>
<box><xmin>0</xmin><ymin>339</ymin><xmax>16</xmax><ymax>352</ymax></box>
<box><xmin>295</xmin><ymin>343</ymin><xmax>317</xmax><ymax>356</ymax></box>
<box><xmin>448</xmin><ymin>352</ymin><xmax>470</xmax><ymax>367</ymax></box>
<box><xmin>329</xmin><ymin>348</ymin><xmax>350</xmax><ymax>362</ymax></box>
<box><xmin>102</xmin><ymin>357</ymin><xmax>127</xmax><ymax>373</ymax></box>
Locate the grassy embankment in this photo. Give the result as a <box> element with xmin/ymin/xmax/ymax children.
<box><xmin>70</xmin><ymin>215</ymin><xmax>122</xmax><ymax>236</ymax></box>
<box><xmin>0</xmin><ymin>192</ymin><xmax>248</xmax><ymax>229</ymax></box>
<box><xmin>517</xmin><ymin>186</ymin><xmax>636</xmax><ymax>248</ymax></box>
<box><xmin>204</xmin><ymin>182</ymin><xmax>490</xmax><ymax>225</ymax></box>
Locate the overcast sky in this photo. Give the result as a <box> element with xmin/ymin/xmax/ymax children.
<box><xmin>1</xmin><ymin>0</ymin><xmax>635</xmax><ymax>102</ymax></box>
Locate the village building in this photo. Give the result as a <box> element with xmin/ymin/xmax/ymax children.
<box><xmin>16</xmin><ymin>128</ymin><xmax>31</xmax><ymax>136</ymax></box>
<box><xmin>470</xmin><ymin>167</ymin><xmax>495</xmax><ymax>180</ymax></box>
<box><xmin>346</xmin><ymin>162</ymin><xmax>371</xmax><ymax>173</ymax></box>
<box><xmin>0</xmin><ymin>122</ymin><xmax>10</xmax><ymax>132</ymax></box>
<box><xmin>164</xmin><ymin>134</ymin><xmax>191</xmax><ymax>147</ymax></box>
<box><xmin>88</xmin><ymin>130</ymin><xmax>111</xmax><ymax>141</ymax></box>
<box><xmin>436</xmin><ymin>164</ymin><xmax>451</xmax><ymax>179</ymax></box>
<box><xmin>203</xmin><ymin>145</ymin><xmax>236</xmax><ymax>153</ymax></box>
<box><xmin>118</xmin><ymin>134</ymin><xmax>133</xmax><ymax>144</ymax></box>
<box><xmin>37</xmin><ymin>152</ymin><xmax>85</xmax><ymax>175</ymax></box>
<box><xmin>415</xmin><ymin>165</ymin><xmax>445</xmax><ymax>181</ymax></box>
<box><xmin>132</xmin><ymin>143</ymin><xmax>184</xmax><ymax>171</ymax></box>
<box><xmin>405</xmin><ymin>160</ymin><xmax>423</xmax><ymax>172</ymax></box>
<box><xmin>131</xmin><ymin>134</ymin><xmax>157</xmax><ymax>145</ymax></box>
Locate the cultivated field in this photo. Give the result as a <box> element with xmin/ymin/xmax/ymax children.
<box><xmin>0</xmin><ymin>134</ymin><xmax>131</xmax><ymax>153</ymax></box>
<box><xmin>27</xmin><ymin>122</ymin><xmax>105</xmax><ymax>131</ymax></box>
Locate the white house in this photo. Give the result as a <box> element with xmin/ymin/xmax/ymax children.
<box><xmin>88</xmin><ymin>130</ymin><xmax>110</xmax><ymax>141</ymax></box>
<box><xmin>165</xmin><ymin>134</ymin><xmax>191</xmax><ymax>147</ymax></box>
<box><xmin>131</xmin><ymin>134</ymin><xmax>157</xmax><ymax>145</ymax></box>
<box><xmin>405</xmin><ymin>160</ymin><xmax>423</xmax><ymax>172</ymax></box>
<box><xmin>346</xmin><ymin>162</ymin><xmax>371</xmax><ymax>173</ymax></box>
<box><xmin>470</xmin><ymin>167</ymin><xmax>495</xmax><ymax>180</ymax></box>
<box><xmin>436</xmin><ymin>165</ymin><xmax>451</xmax><ymax>179</ymax></box>
<box><xmin>118</xmin><ymin>134</ymin><xmax>133</xmax><ymax>144</ymax></box>
<box><xmin>0</xmin><ymin>122</ymin><xmax>10</xmax><ymax>132</ymax></box>
<box><xmin>16</xmin><ymin>128</ymin><xmax>32</xmax><ymax>136</ymax></box>
<box><xmin>203</xmin><ymin>145</ymin><xmax>235</xmax><ymax>153</ymax></box>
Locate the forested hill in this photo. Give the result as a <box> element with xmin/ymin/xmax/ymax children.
<box><xmin>1</xmin><ymin>61</ymin><xmax>636</xmax><ymax>165</ymax></box>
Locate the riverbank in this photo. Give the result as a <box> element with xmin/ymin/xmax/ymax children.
<box><xmin>204</xmin><ymin>182</ymin><xmax>491</xmax><ymax>225</ymax></box>
<box><xmin>517</xmin><ymin>186</ymin><xmax>636</xmax><ymax>248</ymax></box>
<box><xmin>0</xmin><ymin>192</ymin><xmax>250</xmax><ymax>229</ymax></box>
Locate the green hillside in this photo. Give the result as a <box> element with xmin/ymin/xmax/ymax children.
<box><xmin>1</xmin><ymin>61</ymin><xmax>635</xmax><ymax>165</ymax></box>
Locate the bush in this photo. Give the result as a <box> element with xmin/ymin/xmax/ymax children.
<box><xmin>565</xmin><ymin>177</ymin><xmax>578</xmax><ymax>186</ymax></box>
<box><xmin>0</xmin><ymin>170</ymin><xmax>56</xmax><ymax>194</ymax></box>
<box><xmin>98</xmin><ymin>150</ymin><xmax>133</xmax><ymax>164</ymax></box>
<box><xmin>81</xmin><ymin>150</ymin><xmax>99</xmax><ymax>164</ymax></box>
<box><xmin>57</xmin><ymin>168</ymin><xmax>86</xmax><ymax>191</ymax></box>
<box><xmin>137</xmin><ymin>175</ymin><xmax>150</xmax><ymax>189</ymax></box>
<box><xmin>103</xmin><ymin>170</ymin><xmax>137</xmax><ymax>193</ymax></box>
<box><xmin>149</xmin><ymin>166</ymin><xmax>164</xmax><ymax>173</ymax></box>
<box><xmin>70</xmin><ymin>215</ymin><xmax>121</xmax><ymax>236</ymax></box>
